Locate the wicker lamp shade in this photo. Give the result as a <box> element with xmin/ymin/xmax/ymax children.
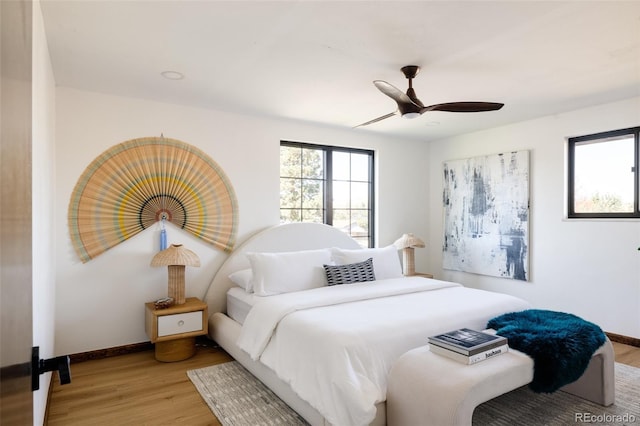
<box><xmin>393</xmin><ymin>233</ymin><xmax>425</xmax><ymax>276</ymax></box>
<box><xmin>68</xmin><ymin>137</ymin><xmax>238</xmax><ymax>262</ymax></box>
<box><xmin>151</xmin><ymin>244</ymin><xmax>200</xmax><ymax>305</ymax></box>
<box><xmin>150</xmin><ymin>244</ymin><xmax>201</xmax><ymax>267</ymax></box>
<box><xmin>393</xmin><ymin>233</ymin><xmax>426</xmax><ymax>250</ymax></box>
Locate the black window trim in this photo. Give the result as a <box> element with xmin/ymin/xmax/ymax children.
<box><xmin>567</xmin><ymin>126</ymin><xmax>640</xmax><ymax>219</ymax></box>
<box><xmin>280</xmin><ymin>140</ymin><xmax>376</xmax><ymax>246</ymax></box>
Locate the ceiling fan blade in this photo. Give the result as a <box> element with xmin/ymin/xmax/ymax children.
<box><xmin>354</xmin><ymin>111</ymin><xmax>398</xmax><ymax>128</ymax></box>
<box><xmin>421</xmin><ymin>102</ymin><xmax>504</xmax><ymax>113</ymax></box>
<box><xmin>373</xmin><ymin>80</ymin><xmax>418</xmax><ymax>107</ymax></box>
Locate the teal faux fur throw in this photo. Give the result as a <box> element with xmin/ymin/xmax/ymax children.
<box><xmin>487</xmin><ymin>309</ymin><xmax>606</xmax><ymax>393</ymax></box>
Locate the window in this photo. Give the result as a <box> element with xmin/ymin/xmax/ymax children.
<box><xmin>568</xmin><ymin>126</ymin><xmax>639</xmax><ymax>218</ymax></box>
<box><xmin>280</xmin><ymin>141</ymin><xmax>375</xmax><ymax>247</ymax></box>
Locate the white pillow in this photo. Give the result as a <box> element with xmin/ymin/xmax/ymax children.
<box><xmin>247</xmin><ymin>248</ymin><xmax>333</xmax><ymax>296</ymax></box>
<box><xmin>229</xmin><ymin>268</ymin><xmax>253</xmax><ymax>293</ymax></box>
<box><xmin>331</xmin><ymin>245</ymin><xmax>403</xmax><ymax>280</ymax></box>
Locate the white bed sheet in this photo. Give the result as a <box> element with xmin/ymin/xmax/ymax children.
<box><xmin>226</xmin><ymin>287</ymin><xmax>259</xmax><ymax>325</ymax></box>
<box><xmin>238</xmin><ymin>277</ymin><xmax>531</xmax><ymax>426</ymax></box>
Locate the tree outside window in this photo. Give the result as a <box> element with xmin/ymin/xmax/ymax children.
<box><xmin>280</xmin><ymin>141</ymin><xmax>374</xmax><ymax>247</ymax></box>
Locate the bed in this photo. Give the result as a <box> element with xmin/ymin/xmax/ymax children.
<box><xmin>203</xmin><ymin>223</ymin><xmax>531</xmax><ymax>426</ymax></box>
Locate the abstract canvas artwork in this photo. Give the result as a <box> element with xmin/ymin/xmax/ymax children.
<box><xmin>443</xmin><ymin>150</ymin><xmax>529</xmax><ymax>281</ymax></box>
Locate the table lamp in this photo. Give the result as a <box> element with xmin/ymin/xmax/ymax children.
<box><xmin>150</xmin><ymin>244</ymin><xmax>200</xmax><ymax>305</ymax></box>
<box><xmin>393</xmin><ymin>233</ymin><xmax>425</xmax><ymax>276</ymax></box>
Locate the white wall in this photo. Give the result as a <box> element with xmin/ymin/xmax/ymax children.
<box><xmin>32</xmin><ymin>1</ymin><xmax>56</xmax><ymax>424</ymax></box>
<box><xmin>54</xmin><ymin>88</ymin><xmax>430</xmax><ymax>355</ymax></box>
<box><xmin>428</xmin><ymin>97</ymin><xmax>640</xmax><ymax>339</ymax></box>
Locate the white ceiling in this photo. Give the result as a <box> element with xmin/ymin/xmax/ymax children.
<box><xmin>40</xmin><ymin>0</ymin><xmax>640</xmax><ymax>142</ymax></box>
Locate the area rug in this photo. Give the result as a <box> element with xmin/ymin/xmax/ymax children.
<box><xmin>473</xmin><ymin>363</ymin><xmax>640</xmax><ymax>425</ymax></box>
<box><xmin>189</xmin><ymin>361</ymin><xmax>640</xmax><ymax>426</ymax></box>
<box><xmin>187</xmin><ymin>361</ymin><xmax>309</xmax><ymax>425</ymax></box>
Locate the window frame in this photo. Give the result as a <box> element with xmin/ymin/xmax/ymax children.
<box><xmin>280</xmin><ymin>140</ymin><xmax>375</xmax><ymax>247</ymax></box>
<box><xmin>567</xmin><ymin>126</ymin><xmax>640</xmax><ymax>219</ymax></box>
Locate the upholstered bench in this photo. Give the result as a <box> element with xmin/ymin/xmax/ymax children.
<box><xmin>386</xmin><ymin>338</ymin><xmax>614</xmax><ymax>426</ymax></box>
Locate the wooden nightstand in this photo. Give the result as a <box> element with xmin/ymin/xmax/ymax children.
<box><xmin>410</xmin><ymin>272</ymin><xmax>434</xmax><ymax>279</ymax></box>
<box><xmin>145</xmin><ymin>297</ymin><xmax>208</xmax><ymax>362</ymax></box>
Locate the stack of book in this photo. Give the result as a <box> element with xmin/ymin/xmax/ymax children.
<box><xmin>428</xmin><ymin>328</ymin><xmax>508</xmax><ymax>365</ymax></box>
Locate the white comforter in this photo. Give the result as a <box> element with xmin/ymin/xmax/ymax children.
<box><xmin>237</xmin><ymin>277</ymin><xmax>530</xmax><ymax>426</ymax></box>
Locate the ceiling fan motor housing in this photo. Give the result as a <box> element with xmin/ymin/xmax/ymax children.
<box><xmin>398</xmin><ymin>101</ymin><xmax>422</xmax><ymax>117</ymax></box>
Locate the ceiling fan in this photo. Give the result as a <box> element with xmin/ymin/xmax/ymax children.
<box><xmin>356</xmin><ymin>65</ymin><xmax>504</xmax><ymax>127</ymax></box>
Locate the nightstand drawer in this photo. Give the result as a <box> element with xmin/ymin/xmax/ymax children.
<box><xmin>157</xmin><ymin>311</ymin><xmax>203</xmax><ymax>337</ymax></box>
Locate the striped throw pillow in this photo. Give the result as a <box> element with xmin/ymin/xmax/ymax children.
<box><xmin>323</xmin><ymin>258</ymin><xmax>376</xmax><ymax>286</ymax></box>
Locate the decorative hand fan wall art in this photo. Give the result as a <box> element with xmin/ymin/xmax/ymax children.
<box><xmin>68</xmin><ymin>137</ymin><xmax>238</xmax><ymax>263</ymax></box>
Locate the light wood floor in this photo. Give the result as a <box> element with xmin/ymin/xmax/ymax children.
<box><xmin>613</xmin><ymin>341</ymin><xmax>640</xmax><ymax>368</ymax></box>
<box><xmin>46</xmin><ymin>341</ymin><xmax>640</xmax><ymax>425</ymax></box>
<box><xmin>46</xmin><ymin>340</ymin><xmax>232</xmax><ymax>425</ymax></box>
